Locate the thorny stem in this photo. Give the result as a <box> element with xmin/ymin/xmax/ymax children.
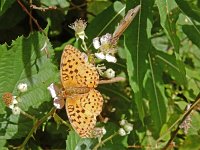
<box><xmin>20</xmin><ymin>109</ymin><xmax>35</xmax><ymax>120</ymax></box>
<box><xmin>53</xmin><ymin>112</ymin><xmax>72</xmax><ymax>130</ymax></box>
<box><xmin>99</xmin><ymin>77</ymin><xmax>125</xmax><ymax>84</ymax></box>
<box><xmin>159</xmin><ymin>97</ymin><xmax>200</xmax><ymax>150</ymax></box>
<box><xmin>92</xmin><ymin>132</ymin><xmax>118</xmax><ymax>150</ymax></box>
<box><xmin>17</xmin><ymin>107</ymin><xmax>56</xmax><ymax>149</ymax></box>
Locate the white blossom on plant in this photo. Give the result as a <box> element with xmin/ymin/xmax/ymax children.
<box><xmin>124</xmin><ymin>122</ymin><xmax>133</xmax><ymax>133</ymax></box>
<box><xmin>118</xmin><ymin>128</ymin><xmax>126</xmax><ymax>136</ymax></box>
<box><xmin>119</xmin><ymin>119</ymin><xmax>127</xmax><ymax>126</ymax></box>
<box><xmin>93</xmin><ymin>33</ymin><xmax>117</xmax><ymax>63</ymax></box>
<box><xmin>17</xmin><ymin>83</ymin><xmax>28</xmax><ymax>92</ymax></box>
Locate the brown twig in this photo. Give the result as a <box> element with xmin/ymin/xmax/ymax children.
<box><xmin>30</xmin><ymin>4</ymin><xmax>57</xmax><ymax>11</ymax></box>
<box><xmin>99</xmin><ymin>77</ymin><xmax>125</xmax><ymax>84</ymax></box>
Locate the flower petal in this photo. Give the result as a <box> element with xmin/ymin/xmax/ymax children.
<box><xmin>47</xmin><ymin>83</ymin><xmax>57</xmax><ymax>98</ymax></box>
<box><xmin>93</xmin><ymin>37</ymin><xmax>101</xmax><ymax>49</ymax></box>
<box><xmin>95</xmin><ymin>52</ymin><xmax>106</xmax><ymax>60</ymax></box>
<box><xmin>100</xmin><ymin>33</ymin><xmax>112</xmax><ymax>45</ymax></box>
<box><xmin>105</xmin><ymin>54</ymin><xmax>117</xmax><ymax>63</ymax></box>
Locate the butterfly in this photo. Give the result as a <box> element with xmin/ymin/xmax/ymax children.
<box><xmin>60</xmin><ymin>45</ymin><xmax>103</xmax><ymax>138</ymax></box>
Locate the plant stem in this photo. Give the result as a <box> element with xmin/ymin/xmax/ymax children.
<box><xmin>17</xmin><ymin>107</ymin><xmax>56</xmax><ymax>149</ymax></box>
<box><xmin>92</xmin><ymin>132</ymin><xmax>118</xmax><ymax>150</ymax></box>
<box><xmin>20</xmin><ymin>109</ymin><xmax>35</xmax><ymax>120</ymax></box>
<box><xmin>99</xmin><ymin>77</ymin><xmax>125</xmax><ymax>84</ymax></box>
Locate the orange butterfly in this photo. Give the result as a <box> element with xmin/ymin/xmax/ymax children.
<box><xmin>60</xmin><ymin>45</ymin><xmax>103</xmax><ymax>138</ymax></box>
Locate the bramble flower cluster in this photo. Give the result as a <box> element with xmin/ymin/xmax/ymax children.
<box><xmin>93</xmin><ymin>33</ymin><xmax>117</xmax><ymax>63</ymax></box>
<box><xmin>118</xmin><ymin>119</ymin><xmax>133</xmax><ymax>136</ymax></box>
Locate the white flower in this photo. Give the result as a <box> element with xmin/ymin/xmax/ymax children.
<box><xmin>93</xmin><ymin>37</ymin><xmax>101</xmax><ymax>49</ymax></box>
<box><xmin>12</xmin><ymin>106</ymin><xmax>21</xmax><ymax>115</ymax></box>
<box><xmin>118</xmin><ymin>128</ymin><xmax>126</xmax><ymax>136</ymax></box>
<box><xmin>93</xmin><ymin>33</ymin><xmax>117</xmax><ymax>63</ymax></box>
<box><xmin>105</xmin><ymin>54</ymin><xmax>117</xmax><ymax>63</ymax></box>
<box><xmin>17</xmin><ymin>83</ymin><xmax>28</xmax><ymax>92</ymax></box>
<box><xmin>100</xmin><ymin>33</ymin><xmax>112</xmax><ymax>45</ymax></box>
<box><xmin>95</xmin><ymin>52</ymin><xmax>106</xmax><ymax>60</ymax></box>
<box><xmin>95</xmin><ymin>53</ymin><xmax>117</xmax><ymax>63</ymax></box>
<box><xmin>104</xmin><ymin>68</ymin><xmax>115</xmax><ymax>79</ymax></box>
<box><xmin>119</xmin><ymin>119</ymin><xmax>127</xmax><ymax>126</ymax></box>
<box><xmin>47</xmin><ymin>83</ymin><xmax>57</xmax><ymax>98</ymax></box>
<box><xmin>124</xmin><ymin>122</ymin><xmax>133</xmax><ymax>133</ymax></box>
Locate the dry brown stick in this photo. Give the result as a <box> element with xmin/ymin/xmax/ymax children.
<box><xmin>99</xmin><ymin>77</ymin><xmax>125</xmax><ymax>84</ymax></box>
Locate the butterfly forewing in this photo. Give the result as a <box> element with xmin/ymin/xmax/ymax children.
<box><xmin>60</xmin><ymin>45</ymin><xmax>99</xmax><ymax>89</ymax></box>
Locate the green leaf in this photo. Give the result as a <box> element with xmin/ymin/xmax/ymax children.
<box><xmin>0</xmin><ymin>2</ymin><xmax>26</xmax><ymax>29</ymax></box>
<box><xmin>156</xmin><ymin>0</ymin><xmax>180</xmax><ymax>51</ymax></box>
<box><xmin>182</xmin><ymin>25</ymin><xmax>200</xmax><ymax>49</ymax></box>
<box><xmin>154</xmin><ymin>50</ymin><xmax>187</xmax><ymax>86</ymax></box>
<box><xmin>175</xmin><ymin>0</ymin><xmax>200</xmax><ymax>22</ymax></box>
<box><xmin>143</xmin><ymin>51</ymin><xmax>167</xmax><ymax>136</ymax></box>
<box><xmin>124</xmin><ymin>1</ymin><xmax>153</xmax><ymax>122</ymax></box>
<box><xmin>0</xmin><ymin>0</ymin><xmax>15</xmax><ymax>16</ymax></box>
<box><xmin>0</xmin><ymin>32</ymin><xmax>58</xmax><ymax>139</ymax></box>
<box><xmin>66</xmin><ymin>131</ymin><xmax>81</xmax><ymax>150</ymax></box>
<box><xmin>87</xmin><ymin>1</ymin><xmax>112</xmax><ymax>22</ymax></box>
<box><xmin>179</xmin><ymin>135</ymin><xmax>200</xmax><ymax>150</ymax></box>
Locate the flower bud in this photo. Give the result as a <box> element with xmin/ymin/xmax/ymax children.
<box><xmin>104</xmin><ymin>68</ymin><xmax>115</xmax><ymax>79</ymax></box>
<box><xmin>118</xmin><ymin>128</ymin><xmax>126</xmax><ymax>136</ymax></box>
<box><xmin>17</xmin><ymin>83</ymin><xmax>28</xmax><ymax>92</ymax></box>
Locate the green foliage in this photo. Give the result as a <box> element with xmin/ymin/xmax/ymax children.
<box><xmin>0</xmin><ymin>0</ymin><xmax>200</xmax><ymax>149</ymax></box>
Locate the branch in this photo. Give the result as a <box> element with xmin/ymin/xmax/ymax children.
<box><xmin>99</xmin><ymin>77</ymin><xmax>125</xmax><ymax>84</ymax></box>
<box><xmin>16</xmin><ymin>107</ymin><xmax>56</xmax><ymax>149</ymax></box>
